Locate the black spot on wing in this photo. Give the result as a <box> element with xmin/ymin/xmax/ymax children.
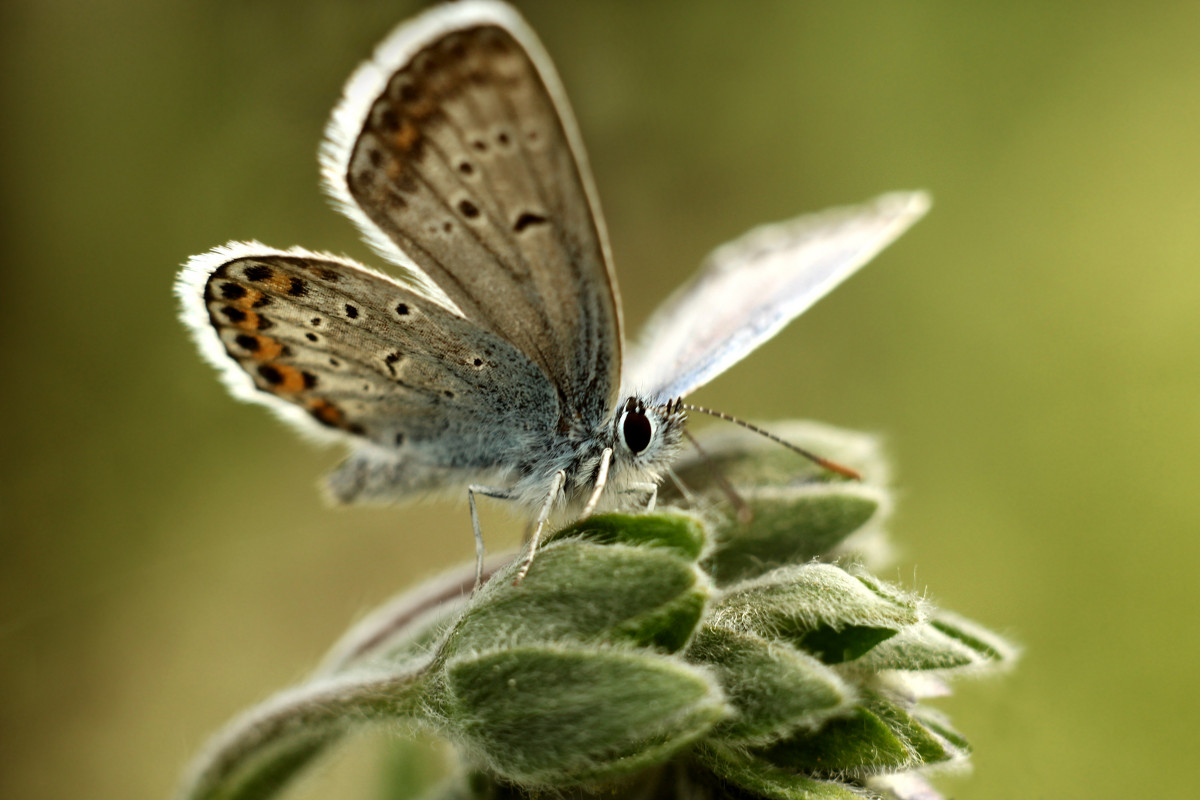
<box><xmin>379</xmin><ymin>107</ymin><xmax>399</xmax><ymax>132</ymax></box>
<box><xmin>243</xmin><ymin>264</ymin><xmax>273</xmax><ymax>282</ymax></box>
<box><xmin>258</xmin><ymin>364</ymin><xmax>283</xmax><ymax>385</ymax></box>
<box><xmin>513</xmin><ymin>212</ymin><xmax>548</xmax><ymax>233</ymax></box>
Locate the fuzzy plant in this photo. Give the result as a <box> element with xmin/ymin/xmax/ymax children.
<box><xmin>175</xmin><ymin>421</ymin><xmax>1014</xmax><ymax>800</ymax></box>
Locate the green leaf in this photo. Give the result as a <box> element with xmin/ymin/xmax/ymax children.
<box><xmin>703</xmin><ymin>490</ymin><xmax>882</xmax><ymax>585</ymax></box>
<box><xmin>911</xmin><ymin>707</ymin><xmax>971</xmax><ymax>755</ymax></box>
<box><xmin>610</xmin><ymin>582</ymin><xmax>711</xmax><ymax>653</ymax></box>
<box><xmin>177</xmin><ymin>668</ymin><xmax>431</xmax><ymax>800</ymax></box>
<box><xmin>695</xmin><ymin>743</ymin><xmax>878</xmax><ymax>799</ymax></box>
<box><xmin>172</xmin><ymin>420</ymin><xmax>1013</xmax><ymax>800</ymax></box>
<box><xmin>756</xmin><ymin>704</ymin><xmax>909</xmax><ymax>778</ymax></box>
<box><xmin>853</xmin><ymin>624</ymin><xmax>977</xmax><ymax>672</ymax></box>
<box><xmin>870</xmin><ymin>700</ymin><xmax>965</xmax><ymax>767</ymax></box>
<box><xmin>441</xmin><ymin>646</ymin><xmax>727</xmax><ymax>786</ymax></box>
<box><xmin>852</xmin><ymin>609</ymin><xmax>1016</xmax><ymax>673</ymax></box>
<box><xmin>708</xmin><ymin>564</ymin><xmax>920</xmax><ymax>656</ymax></box>
<box><xmin>193</xmin><ymin>734</ymin><xmax>335</xmax><ymax>800</ymax></box>
<box><xmin>928</xmin><ymin>610</ymin><xmax>1018</xmax><ymax>665</ymax></box>
<box><xmin>443</xmin><ymin>539</ymin><xmax>709</xmax><ymax>656</ymax></box>
<box><xmin>754</xmin><ymin>694</ymin><xmax>968</xmax><ymax>780</ymax></box>
<box><xmin>688</xmin><ymin>625</ymin><xmax>853</xmax><ymax>744</ymax></box>
<box><xmin>546</xmin><ymin>511</ymin><xmax>708</xmax><ymax>561</ymax></box>
<box><xmin>797</xmin><ymin>623</ymin><xmax>899</xmax><ymax>665</ymax></box>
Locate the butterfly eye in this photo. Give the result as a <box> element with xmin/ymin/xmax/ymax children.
<box><xmin>621</xmin><ymin>409</ymin><xmax>653</xmax><ymax>455</ymax></box>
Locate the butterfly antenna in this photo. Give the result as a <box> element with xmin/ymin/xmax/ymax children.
<box><xmin>679</xmin><ymin>403</ymin><xmax>863</xmax><ymax>481</ymax></box>
<box><xmin>682</xmin><ymin>429</ymin><xmax>753</xmax><ymax>524</ymax></box>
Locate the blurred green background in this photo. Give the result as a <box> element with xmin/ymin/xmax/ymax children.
<box><xmin>4</xmin><ymin>1</ymin><xmax>1198</xmax><ymax>797</ymax></box>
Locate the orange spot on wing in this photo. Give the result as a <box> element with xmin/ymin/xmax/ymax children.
<box><xmin>308</xmin><ymin>398</ymin><xmax>362</xmax><ymax>434</ymax></box>
<box><xmin>233</xmin><ymin>310</ymin><xmax>262</xmax><ymax>331</ymax></box>
<box><xmin>262</xmin><ymin>273</ymin><xmax>300</xmax><ymax>296</ymax></box>
<box><xmin>309</xmin><ymin>398</ymin><xmax>344</xmax><ymax>424</ymax></box>
<box><xmin>262</xmin><ymin>364</ymin><xmax>308</xmax><ymax>394</ymax></box>
<box><xmin>252</xmin><ymin>336</ymin><xmax>285</xmax><ymax>360</ymax></box>
<box><xmin>394</xmin><ymin>118</ymin><xmax>421</xmax><ymax>152</ymax></box>
<box><xmin>227</xmin><ymin>288</ymin><xmax>266</xmax><ymax>309</ymax></box>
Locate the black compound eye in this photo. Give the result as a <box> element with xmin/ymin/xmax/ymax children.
<box><xmin>622</xmin><ymin>410</ymin><xmax>653</xmax><ymax>455</ymax></box>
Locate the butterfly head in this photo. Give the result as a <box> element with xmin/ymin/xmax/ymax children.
<box><xmin>610</xmin><ymin>396</ymin><xmax>686</xmax><ymax>481</ymax></box>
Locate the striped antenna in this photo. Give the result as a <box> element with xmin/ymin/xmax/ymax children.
<box><xmin>679</xmin><ymin>403</ymin><xmax>863</xmax><ymax>481</ymax></box>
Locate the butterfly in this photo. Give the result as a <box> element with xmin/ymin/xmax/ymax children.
<box><xmin>176</xmin><ymin>0</ymin><xmax>928</xmax><ymax>582</ymax></box>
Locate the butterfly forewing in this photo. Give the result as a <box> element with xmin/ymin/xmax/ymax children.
<box><xmin>198</xmin><ymin>250</ymin><xmax>556</xmax><ymax>459</ymax></box>
<box><xmin>335</xmin><ymin>15</ymin><xmax>621</xmax><ymax>424</ymax></box>
<box><xmin>623</xmin><ymin>192</ymin><xmax>931</xmax><ymax>402</ymax></box>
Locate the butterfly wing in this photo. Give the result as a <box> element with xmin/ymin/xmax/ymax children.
<box><xmin>622</xmin><ymin>191</ymin><xmax>930</xmax><ymax>402</ymax></box>
<box><xmin>323</xmin><ymin>1</ymin><xmax>621</xmax><ymax>425</ymax></box>
<box><xmin>177</xmin><ymin>244</ymin><xmax>558</xmax><ymax>501</ymax></box>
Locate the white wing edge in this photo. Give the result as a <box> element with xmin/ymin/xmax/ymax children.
<box><xmin>175</xmin><ymin>241</ymin><xmax>442</xmax><ymax>448</ymax></box>
<box><xmin>318</xmin><ymin>0</ymin><xmax>623</xmax><ymax>344</ymax></box>
<box><xmin>622</xmin><ymin>190</ymin><xmax>931</xmax><ymax>401</ymax></box>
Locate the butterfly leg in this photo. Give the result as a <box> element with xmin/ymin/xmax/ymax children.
<box><xmin>513</xmin><ymin>470</ymin><xmax>566</xmax><ymax>585</ymax></box>
<box><xmin>580</xmin><ymin>447</ymin><xmax>614</xmax><ymax>518</ymax></box>
<box><xmin>616</xmin><ymin>481</ymin><xmax>659</xmax><ymax>512</ymax></box>
<box><xmin>468</xmin><ymin>484</ymin><xmax>516</xmax><ymax>591</ymax></box>
<box><xmin>664</xmin><ymin>467</ymin><xmax>698</xmax><ymax>506</ymax></box>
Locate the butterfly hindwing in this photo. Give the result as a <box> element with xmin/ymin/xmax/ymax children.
<box><xmin>183</xmin><ymin>246</ymin><xmax>557</xmax><ymax>470</ymax></box>
<box><xmin>324</xmin><ymin>2</ymin><xmax>622</xmax><ymax>425</ymax></box>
